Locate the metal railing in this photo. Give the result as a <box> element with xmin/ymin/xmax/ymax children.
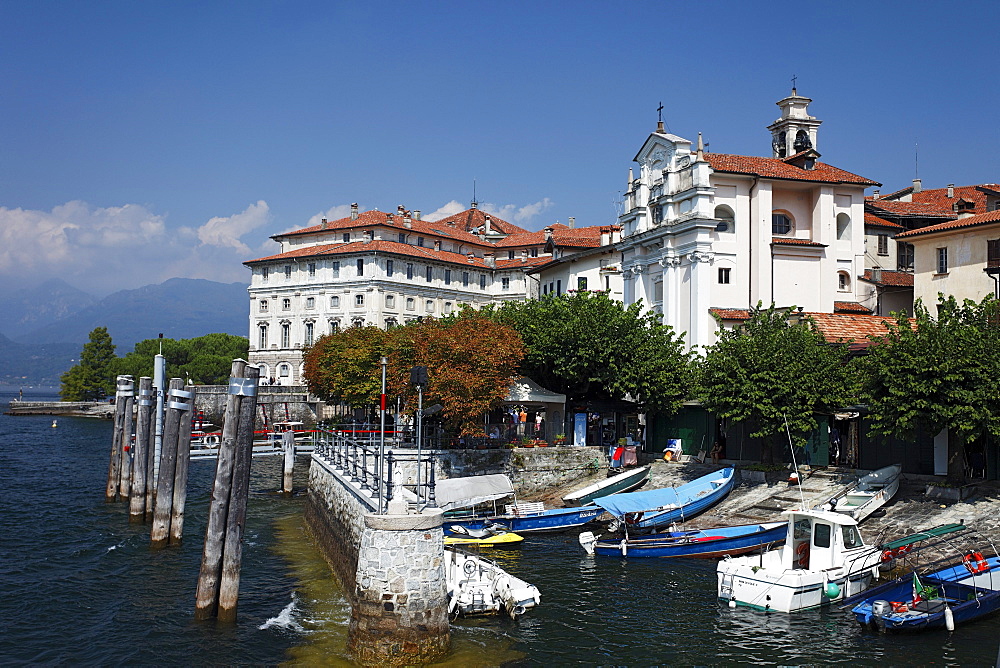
<box><xmin>312</xmin><ymin>426</ymin><xmax>437</xmax><ymax>513</ymax></box>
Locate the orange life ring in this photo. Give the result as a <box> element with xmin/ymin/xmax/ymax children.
<box><xmin>795</xmin><ymin>541</ymin><xmax>809</xmax><ymax>568</ymax></box>
<box><xmin>964</xmin><ymin>551</ymin><xmax>989</xmax><ymax>574</ymax></box>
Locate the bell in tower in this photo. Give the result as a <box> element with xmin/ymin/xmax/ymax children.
<box><xmin>767</xmin><ymin>85</ymin><xmax>822</xmax><ymax>158</ymax></box>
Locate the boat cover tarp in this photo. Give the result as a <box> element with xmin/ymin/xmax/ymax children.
<box><xmin>594</xmin><ymin>469</ymin><xmax>732</xmax><ymax>517</ymax></box>
<box><xmin>879</xmin><ymin>523</ymin><xmax>967</xmax><ymax>551</ymax></box>
<box><xmin>434</xmin><ymin>474</ymin><xmax>515</xmax><ymax>512</ymax></box>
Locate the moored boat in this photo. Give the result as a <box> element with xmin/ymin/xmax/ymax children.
<box><xmin>562</xmin><ymin>465</ymin><xmax>651</xmax><ymax>507</ymax></box>
<box><xmin>717</xmin><ymin>507</ymin><xmax>883</xmax><ymax>613</ymax></box>
<box><xmin>820</xmin><ymin>464</ymin><xmax>902</xmax><ymax>522</ymax></box>
<box><xmin>594</xmin><ymin>467</ymin><xmax>735</xmax><ymax>532</ymax></box>
<box><xmin>579</xmin><ymin>520</ymin><xmax>786</xmax><ymax>559</ymax></box>
<box><xmin>847</xmin><ymin>523</ymin><xmax>1000</xmax><ymax>632</ymax></box>
<box><xmin>445</xmin><ymin>548</ymin><xmax>540</xmax><ymax>617</ymax></box>
<box><xmin>444</xmin><ymin>523</ymin><xmax>525</xmax><ymax>548</ymax></box>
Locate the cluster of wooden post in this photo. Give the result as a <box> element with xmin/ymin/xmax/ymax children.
<box><xmin>105</xmin><ymin>376</ymin><xmax>135</xmax><ymax>502</ymax></box>
<box><xmin>104</xmin><ymin>374</ymin><xmax>196</xmax><ymax>548</ymax></box>
<box><xmin>150</xmin><ymin>379</ymin><xmax>196</xmax><ymax>547</ymax></box>
<box><xmin>195</xmin><ymin>361</ymin><xmax>260</xmax><ymax>622</ymax></box>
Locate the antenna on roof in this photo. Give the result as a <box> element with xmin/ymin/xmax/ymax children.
<box><xmin>471</xmin><ymin>179</ymin><xmax>478</xmax><ymax>209</ymax></box>
<box><xmin>914</xmin><ymin>142</ymin><xmax>919</xmax><ymax>179</ymax></box>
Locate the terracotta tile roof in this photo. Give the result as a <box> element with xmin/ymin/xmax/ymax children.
<box><xmin>859</xmin><ymin>269</ymin><xmax>914</xmax><ymax>287</ymax></box>
<box><xmin>864</xmin><ymin>212</ymin><xmax>903</xmax><ymax>230</ymax></box>
<box><xmin>895</xmin><ymin>209</ymin><xmax>1000</xmax><ymax>239</ymax></box>
<box><xmin>274</xmin><ymin>209</ymin><xmax>493</xmax><ymax>247</ymax></box>
<box><xmin>245</xmin><ymin>239</ymin><xmax>508</xmax><ymax>269</ymax></box>
<box><xmin>834</xmin><ymin>301</ymin><xmax>872</xmax><ymax>314</ymax></box>
<box><xmin>432</xmin><ymin>208</ymin><xmax>528</xmax><ymax>235</ymax></box>
<box><xmin>705</xmin><ymin>153</ymin><xmax>879</xmax><ymax>186</ymax></box>
<box><xmin>492</xmin><ymin>225</ymin><xmax>607</xmax><ymax>249</ymax></box>
<box><xmin>910</xmin><ymin>185</ymin><xmax>1000</xmax><ymax>215</ymax></box>
<box><xmin>804</xmin><ymin>312</ymin><xmax>906</xmax><ymax>346</ymax></box>
<box><xmin>708</xmin><ymin>308</ymin><xmax>751</xmax><ymax>320</ymax></box>
<box><xmin>771</xmin><ymin>237</ymin><xmax>827</xmax><ymax>247</ymax></box>
<box><xmin>866</xmin><ymin>199</ymin><xmax>956</xmax><ymax>218</ymax></box>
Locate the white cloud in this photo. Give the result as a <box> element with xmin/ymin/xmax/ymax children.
<box><xmin>0</xmin><ymin>200</ymin><xmax>270</xmax><ymax>297</ymax></box>
<box><xmin>302</xmin><ymin>204</ymin><xmax>357</xmax><ymax>230</ymax></box>
<box><xmin>197</xmin><ymin>200</ymin><xmax>272</xmax><ymax>254</ymax></box>
<box><xmin>422</xmin><ymin>200</ymin><xmax>466</xmax><ymax>222</ymax></box>
<box><xmin>423</xmin><ymin>198</ymin><xmax>555</xmax><ymax>227</ymax></box>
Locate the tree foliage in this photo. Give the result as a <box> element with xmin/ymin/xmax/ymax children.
<box><xmin>490</xmin><ymin>292</ymin><xmax>692</xmax><ymax>414</ymax></box>
<box><xmin>861</xmin><ymin>296</ymin><xmax>1000</xmax><ymax>480</ymax></box>
<box><xmin>60</xmin><ymin>327</ymin><xmax>117</xmax><ymax>400</ymax></box>
<box><xmin>302</xmin><ymin>310</ymin><xmax>525</xmax><ymax>435</ymax></box>
<box><xmin>112</xmin><ymin>333</ymin><xmax>249</xmax><ymax>385</ymax></box>
<box><xmin>697</xmin><ymin>304</ymin><xmax>856</xmax><ymax>462</ymax></box>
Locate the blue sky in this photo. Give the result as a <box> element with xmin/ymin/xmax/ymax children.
<box><xmin>2</xmin><ymin>1</ymin><xmax>996</xmax><ymax>296</ymax></box>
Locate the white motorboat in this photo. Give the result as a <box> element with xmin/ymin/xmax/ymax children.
<box><xmin>444</xmin><ymin>548</ymin><xmax>540</xmax><ymax>618</ymax></box>
<box><xmin>821</xmin><ymin>464</ymin><xmax>902</xmax><ymax>522</ymax></box>
<box><xmin>562</xmin><ymin>465</ymin><xmax>651</xmax><ymax>506</ymax></box>
<box><xmin>717</xmin><ymin>507</ymin><xmax>882</xmax><ymax>613</ymax></box>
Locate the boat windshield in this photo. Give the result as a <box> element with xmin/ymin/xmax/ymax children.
<box><xmin>842</xmin><ymin>524</ymin><xmax>863</xmax><ymax>548</ymax></box>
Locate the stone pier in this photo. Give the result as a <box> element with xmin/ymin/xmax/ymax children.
<box><xmin>348</xmin><ymin>507</ymin><xmax>450</xmax><ymax>665</ymax></box>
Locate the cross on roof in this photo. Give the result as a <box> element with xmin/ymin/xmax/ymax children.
<box><xmin>657</xmin><ymin>101</ymin><xmax>663</xmax><ymax>123</ymax></box>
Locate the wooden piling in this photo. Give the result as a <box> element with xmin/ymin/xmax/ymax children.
<box><xmin>129</xmin><ymin>377</ymin><xmax>153</xmax><ymax>522</ymax></box>
<box><xmin>117</xmin><ymin>380</ymin><xmax>135</xmax><ymax>500</ymax></box>
<box><xmin>105</xmin><ymin>383</ymin><xmax>127</xmax><ymax>501</ymax></box>
<box><xmin>194</xmin><ymin>360</ymin><xmax>247</xmax><ymax>620</ymax></box>
<box><xmin>169</xmin><ymin>384</ymin><xmax>195</xmax><ymax>545</ymax></box>
<box><xmin>217</xmin><ymin>365</ymin><xmax>260</xmax><ymax>622</ymax></box>
<box><xmin>282</xmin><ymin>428</ymin><xmax>295</xmax><ymax>494</ymax></box>
<box><xmin>144</xmin><ymin>380</ymin><xmax>158</xmax><ymax>523</ymax></box>
<box><xmin>150</xmin><ymin>378</ymin><xmax>184</xmax><ymax>548</ymax></box>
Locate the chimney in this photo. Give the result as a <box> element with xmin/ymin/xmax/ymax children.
<box><xmin>403</xmin><ymin>212</ymin><xmax>411</xmax><ymax>225</ymax></box>
<box><xmin>912</xmin><ymin>178</ymin><xmax>922</xmax><ymax>193</ymax></box>
<box><xmin>484</xmin><ymin>215</ymin><xmax>492</xmax><ymax>235</ymax></box>
<box><xmin>600</xmin><ymin>226</ymin><xmax>610</xmax><ymax>246</ymax></box>
<box><xmin>397</xmin><ymin>205</ymin><xmax>406</xmax><ymax>216</ymax></box>
<box><xmin>872</xmin><ymin>189</ymin><xmax>880</xmax><ymax>199</ymax></box>
<box><xmin>543</xmin><ymin>226</ymin><xmax>553</xmax><ymax>242</ymax></box>
<box><xmin>471</xmin><ymin>199</ymin><xmax>478</xmax><ymax>210</ymax></box>
<box><xmin>404</xmin><ymin>218</ymin><xmax>412</xmax><ymax>229</ymax></box>
<box><xmin>947</xmin><ymin>184</ymin><xmax>955</xmax><ymax>198</ymax></box>
<box><xmin>484</xmin><ymin>252</ymin><xmax>496</xmax><ymax>268</ymax></box>
<box><xmin>363</xmin><ymin>230</ymin><xmax>372</xmax><ymax>244</ymax></box>
<box><xmin>434</xmin><ymin>240</ymin><xmax>441</xmax><ymax>251</ymax></box>
<box><xmin>568</xmin><ymin>217</ymin><xmax>575</xmax><ymax>229</ymax></box>
<box><xmin>696</xmin><ymin>132</ymin><xmax>704</xmax><ymax>161</ymax></box>
<box><xmin>321</xmin><ymin>217</ymin><xmax>328</xmax><ymax>229</ymax></box>
<box><xmin>414</xmin><ymin>210</ymin><xmax>421</xmax><ymax>220</ymax></box>
<box><xmin>350</xmin><ymin>203</ymin><xmax>359</xmax><ymax>220</ymax></box>
<box><xmin>467</xmin><ymin>253</ymin><xmax>476</xmax><ymax>263</ymax></box>
<box><xmin>520</xmin><ymin>250</ymin><xmax>528</xmax><ymax>263</ymax></box>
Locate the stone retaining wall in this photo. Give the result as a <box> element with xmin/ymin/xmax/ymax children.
<box><xmin>389</xmin><ymin>446</ymin><xmax>607</xmax><ymax>498</ymax></box>
<box><xmin>193</xmin><ymin>385</ymin><xmax>320</xmax><ymax>425</ymax></box>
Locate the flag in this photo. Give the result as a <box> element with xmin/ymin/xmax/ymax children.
<box><xmin>912</xmin><ymin>572</ymin><xmax>926</xmax><ymax>602</ymax></box>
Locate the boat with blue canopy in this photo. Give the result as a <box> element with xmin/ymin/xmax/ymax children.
<box><xmin>594</xmin><ymin>467</ymin><xmax>735</xmax><ymax>532</ymax></box>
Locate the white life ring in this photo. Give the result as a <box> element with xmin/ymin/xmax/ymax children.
<box><xmin>463</xmin><ymin>558</ymin><xmax>477</xmax><ymax>576</ymax></box>
<box><xmin>207</xmin><ymin>435</ymin><xmax>220</xmax><ymax>445</ymax></box>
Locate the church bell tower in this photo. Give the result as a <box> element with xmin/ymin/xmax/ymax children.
<box><xmin>767</xmin><ymin>86</ymin><xmax>822</xmax><ymax>158</ymax></box>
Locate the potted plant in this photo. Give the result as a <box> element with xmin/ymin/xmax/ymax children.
<box><xmin>535</xmin><ymin>439</ymin><xmax>549</xmax><ymax>447</ymax></box>
<box><xmin>521</xmin><ymin>436</ymin><xmax>535</xmax><ymax>448</ymax></box>
<box><xmin>553</xmin><ymin>433</ymin><xmax>566</xmax><ymax>445</ymax></box>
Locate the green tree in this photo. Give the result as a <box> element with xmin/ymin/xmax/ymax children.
<box><xmin>491</xmin><ymin>292</ymin><xmax>692</xmax><ymax>414</ymax></box>
<box><xmin>60</xmin><ymin>327</ymin><xmax>117</xmax><ymax>401</ymax></box>
<box><xmin>113</xmin><ymin>333</ymin><xmax>249</xmax><ymax>384</ymax></box>
<box><xmin>697</xmin><ymin>304</ymin><xmax>856</xmax><ymax>463</ymax></box>
<box><xmin>862</xmin><ymin>296</ymin><xmax>1000</xmax><ymax>481</ymax></box>
<box><xmin>303</xmin><ymin>326</ymin><xmax>393</xmax><ymax>406</ymax></box>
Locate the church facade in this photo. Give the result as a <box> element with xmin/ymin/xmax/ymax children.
<box><xmin>616</xmin><ymin>90</ymin><xmax>879</xmax><ymax>350</ymax></box>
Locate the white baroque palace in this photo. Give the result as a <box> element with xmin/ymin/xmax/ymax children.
<box><xmin>244</xmin><ymin>204</ymin><xmax>615</xmax><ymax>383</ymax></box>
<box><xmin>616</xmin><ymin>89</ymin><xmax>880</xmax><ymax>350</ymax></box>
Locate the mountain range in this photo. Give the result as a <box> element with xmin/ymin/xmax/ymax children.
<box><xmin>0</xmin><ymin>278</ymin><xmax>249</xmax><ymax>386</ymax></box>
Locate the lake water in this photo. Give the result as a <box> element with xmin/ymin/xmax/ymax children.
<box><xmin>2</xmin><ymin>388</ymin><xmax>998</xmax><ymax>666</ymax></box>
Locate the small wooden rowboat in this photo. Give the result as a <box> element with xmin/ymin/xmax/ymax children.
<box><xmin>821</xmin><ymin>464</ymin><xmax>901</xmax><ymax>522</ymax></box>
<box><xmin>562</xmin><ymin>465</ymin><xmax>651</xmax><ymax>507</ymax></box>
<box><xmin>580</xmin><ymin>520</ymin><xmax>786</xmax><ymax>558</ymax></box>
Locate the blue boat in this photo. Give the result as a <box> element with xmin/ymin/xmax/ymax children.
<box><xmin>848</xmin><ymin>524</ymin><xmax>1000</xmax><ymax>632</ymax></box>
<box><xmin>446</xmin><ymin>503</ymin><xmax>604</xmax><ymax>534</ymax></box>
<box><xmin>580</xmin><ymin>520</ymin><xmax>786</xmax><ymax>558</ymax></box>
<box><xmin>594</xmin><ymin>468</ymin><xmax>735</xmax><ymax>532</ymax></box>
<box><xmin>436</xmin><ymin>474</ymin><xmax>604</xmax><ymax>534</ymax></box>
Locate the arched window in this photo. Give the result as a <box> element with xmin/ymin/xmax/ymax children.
<box><xmin>836</xmin><ymin>213</ymin><xmax>851</xmax><ymax>240</ymax></box>
<box><xmin>772</xmin><ymin>212</ymin><xmax>793</xmax><ymax>235</ymax></box>
<box><xmin>838</xmin><ymin>271</ymin><xmax>851</xmax><ymax>291</ymax></box>
<box><xmin>714</xmin><ymin>205</ymin><xmax>735</xmax><ymax>233</ymax></box>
